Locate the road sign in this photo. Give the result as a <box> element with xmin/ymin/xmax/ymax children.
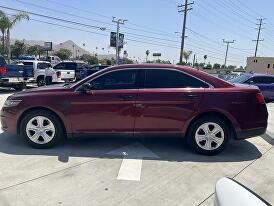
<box><xmin>152</xmin><ymin>53</ymin><xmax>161</xmax><ymax>57</ymax></box>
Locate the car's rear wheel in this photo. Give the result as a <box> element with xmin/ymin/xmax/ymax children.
<box><xmin>20</xmin><ymin>110</ymin><xmax>63</xmax><ymax>148</ymax></box>
<box><xmin>37</xmin><ymin>76</ymin><xmax>45</xmax><ymax>87</ymax></box>
<box><xmin>186</xmin><ymin>116</ymin><xmax>230</xmax><ymax>155</ymax></box>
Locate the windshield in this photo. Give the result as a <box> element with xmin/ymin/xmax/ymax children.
<box><xmin>228</xmin><ymin>74</ymin><xmax>250</xmax><ymax>83</ymax></box>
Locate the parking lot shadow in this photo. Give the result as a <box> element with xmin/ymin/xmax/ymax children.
<box><xmin>0</xmin><ymin>132</ymin><xmax>263</xmax><ymax>163</ymax></box>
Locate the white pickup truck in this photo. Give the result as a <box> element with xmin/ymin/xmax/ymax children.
<box><xmin>20</xmin><ymin>60</ymin><xmax>63</xmax><ymax>86</ymax></box>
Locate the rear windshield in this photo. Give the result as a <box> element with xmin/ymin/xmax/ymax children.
<box><xmin>229</xmin><ymin>74</ymin><xmax>250</xmax><ymax>83</ymax></box>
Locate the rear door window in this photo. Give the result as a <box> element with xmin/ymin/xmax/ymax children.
<box><xmin>252</xmin><ymin>76</ymin><xmax>274</xmax><ymax>84</ymax></box>
<box><xmin>37</xmin><ymin>63</ymin><xmax>51</xmax><ymax>70</ymax></box>
<box><xmin>144</xmin><ymin>69</ymin><xmax>209</xmax><ymax>88</ymax></box>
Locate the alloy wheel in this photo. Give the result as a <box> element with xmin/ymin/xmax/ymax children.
<box><xmin>26</xmin><ymin>116</ymin><xmax>55</xmax><ymax>144</ymax></box>
<box><xmin>195</xmin><ymin>122</ymin><xmax>224</xmax><ymax>151</ymax></box>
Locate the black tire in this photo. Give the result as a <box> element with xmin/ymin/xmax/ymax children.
<box><xmin>20</xmin><ymin>110</ymin><xmax>64</xmax><ymax>149</ymax></box>
<box><xmin>13</xmin><ymin>84</ymin><xmax>24</xmax><ymax>91</ymax></box>
<box><xmin>37</xmin><ymin>76</ymin><xmax>45</xmax><ymax>87</ymax></box>
<box><xmin>186</xmin><ymin>116</ymin><xmax>230</xmax><ymax>155</ymax></box>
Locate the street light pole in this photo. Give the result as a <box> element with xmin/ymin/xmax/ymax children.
<box><xmin>112</xmin><ymin>17</ymin><xmax>127</xmax><ymax>64</ymax></box>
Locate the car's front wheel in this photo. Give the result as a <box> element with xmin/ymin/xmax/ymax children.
<box><xmin>20</xmin><ymin>110</ymin><xmax>64</xmax><ymax>148</ymax></box>
<box><xmin>187</xmin><ymin>116</ymin><xmax>230</xmax><ymax>155</ymax></box>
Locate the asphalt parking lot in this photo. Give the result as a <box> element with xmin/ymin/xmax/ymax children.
<box><xmin>0</xmin><ymin>91</ymin><xmax>273</xmax><ymax>206</ymax></box>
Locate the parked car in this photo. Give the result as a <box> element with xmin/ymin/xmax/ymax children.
<box><xmin>218</xmin><ymin>72</ymin><xmax>242</xmax><ymax>82</ymax></box>
<box><xmin>80</xmin><ymin>65</ymin><xmax>110</xmax><ymax>79</ymax></box>
<box><xmin>229</xmin><ymin>73</ymin><xmax>274</xmax><ymax>102</ymax></box>
<box><xmin>214</xmin><ymin>177</ymin><xmax>271</xmax><ymax>206</ymax></box>
<box><xmin>20</xmin><ymin>60</ymin><xmax>62</xmax><ymax>87</ymax></box>
<box><xmin>53</xmin><ymin>62</ymin><xmax>78</xmax><ymax>81</ymax></box>
<box><xmin>1</xmin><ymin>64</ymin><xmax>268</xmax><ymax>155</ymax></box>
<box><xmin>0</xmin><ymin>56</ymin><xmax>33</xmax><ymax>90</ymax></box>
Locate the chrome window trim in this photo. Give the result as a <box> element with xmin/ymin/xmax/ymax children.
<box><xmin>74</xmin><ymin>67</ymin><xmax>214</xmax><ymax>92</ymax></box>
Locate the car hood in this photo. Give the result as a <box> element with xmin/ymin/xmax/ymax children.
<box><xmin>11</xmin><ymin>84</ymin><xmax>70</xmax><ymax>98</ymax></box>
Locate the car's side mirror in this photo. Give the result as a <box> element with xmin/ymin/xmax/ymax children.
<box><xmin>214</xmin><ymin>177</ymin><xmax>270</xmax><ymax>206</ymax></box>
<box><xmin>78</xmin><ymin>83</ymin><xmax>92</xmax><ymax>93</ymax></box>
<box><xmin>248</xmin><ymin>80</ymin><xmax>254</xmax><ymax>84</ymax></box>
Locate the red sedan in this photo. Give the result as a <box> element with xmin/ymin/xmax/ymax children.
<box><xmin>0</xmin><ymin>64</ymin><xmax>268</xmax><ymax>155</ymax></box>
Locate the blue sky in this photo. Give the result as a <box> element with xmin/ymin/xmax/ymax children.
<box><xmin>1</xmin><ymin>0</ymin><xmax>274</xmax><ymax>66</ymax></box>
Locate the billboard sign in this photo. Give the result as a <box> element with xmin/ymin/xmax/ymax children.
<box><xmin>152</xmin><ymin>53</ymin><xmax>161</xmax><ymax>57</ymax></box>
<box><xmin>110</xmin><ymin>32</ymin><xmax>124</xmax><ymax>48</ymax></box>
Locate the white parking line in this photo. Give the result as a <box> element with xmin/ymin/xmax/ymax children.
<box><xmin>107</xmin><ymin>142</ymin><xmax>159</xmax><ymax>181</ymax></box>
<box><xmin>117</xmin><ymin>158</ymin><xmax>143</xmax><ymax>181</ymax></box>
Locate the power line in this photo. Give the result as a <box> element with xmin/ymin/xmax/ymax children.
<box><xmin>0</xmin><ymin>5</ymin><xmax>107</xmax><ymax>31</ymax></box>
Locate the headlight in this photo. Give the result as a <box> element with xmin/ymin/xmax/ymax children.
<box><xmin>3</xmin><ymin>99</ymin><xmax>22</xmax><ymax>107</ymax></box>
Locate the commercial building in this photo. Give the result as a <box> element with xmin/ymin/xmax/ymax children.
<box><xmin>246</xmin><ymin>57</ymin><xmax>274</xmax><ymax>74</ymax></box>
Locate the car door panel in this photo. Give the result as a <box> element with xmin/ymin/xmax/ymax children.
<box><xmin>134</xmin><ymin>88</ymin><xmax>204</xmax><ymax>133</ymax></box>
<box><xmin>69</xmin><ymin>90</ymin><xmax>137</xmax><ymax>133</ymax></box>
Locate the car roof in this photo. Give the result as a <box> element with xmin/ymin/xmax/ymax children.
<box><xmin>21</xmin><ymin>60</ymin><xmax>50</xmax><ymax>63</ymax></box>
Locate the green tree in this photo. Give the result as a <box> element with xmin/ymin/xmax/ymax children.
<box><xmin>183</xmin><ymin>50</ymin><xmax>192</xmax><ymax>63</ymax></box>
<box><xmin>80</xmin><ymin>54</ymin><xmax>98</xmax><ymax>65</ymax></box>
<box><xmin>227</xmin><ymin>65</ymin><xmax>236</xmax><ymax>70</ymax></box>
<box><xmin>56</xmin><ymin>48</ymin><xmax>72</xmax><ymax>60</ymax></box>
<box><xmin>221</xmin><ymin>65</ymin><xmax>227</xmax><ymax>69</ymax></box>
<box><xmin>199</xmin><ymin>63</ymin><xmax>205</xmax><ymax>68</ymax></box>
<box><xmin>0</xmin><ymin>11</ymin><xmax>9</xmax><ymax>56</ymax></box>
<box><xmin>123</xmin><ymin>58</ymin><xmax>134</xmax><ymax>64</ymax></box>
<box><xmin>27</xmin><ymin>45</ymin><xmax>41</xmax><ymax>56</ymax></box>
<box><xmin>11</xmin><ymin>40</ymin><xmax>26</xmax><ymax>58</ymax></box>
<box><xmin>205</xmin><ymin>64</ymin><xmax>212</xmax><ymax>69</ymax></box>
<box><xmin>0</xmin><ymin>11</ymin><xmax>29</xmax><ymax>63</ymax></box>
<box><xmin>213</xmin><ymin>63</ymin><xmax>221</xmax><ymax>70</ymax></box>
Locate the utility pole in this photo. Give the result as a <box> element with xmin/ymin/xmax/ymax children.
<box><xmin>192</xmin><ymin>54</ymin><xmax>196</xmax><ymax>68</ymax></box>
<box><xmin>222</xmin><ymin>39</ymin><xmax>235</xmax><ymax>67</ymax></box>
<box><xmin>112</xmin><ymin>17</ymin><xmax>127</xmax><ymax>64</ymax></box>
<box><xmin>178</xmin><ymin>0</ymin><xmax>194</xmax><ymax>64</ymax></box>
<box><xmin>253</xmin><ymin>18</ymin><xmax>265</xmax><ymax>57</ymax></box>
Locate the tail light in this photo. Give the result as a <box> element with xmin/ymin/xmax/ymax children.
<box><xmin>56</xmin><ymin>71</ymin><xmax>61</xmax><ymax>78</ymax></box>
<box><xmin>256</xmin><ymin>93</ymin><xmax>265</xmax><ymax>104</ymax></box>
<box><xmin>0</xmin><ymin>66</ymin><xmax>7</xmax><ymax>76</ymax></box>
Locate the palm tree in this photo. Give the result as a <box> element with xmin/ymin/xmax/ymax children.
<box><xmin>183</xmin><ymin>50</ymin><xmax>192</xmax><ymax>63</ymax></box>
<box><xmin>0</xmin><ymin>11</ymin><xmax>9</xmax><ymax>55</ymax></box>
<box><xmin>1</xmin><ymin>11</ymin><xmax>29</xmax><ymax>63</ymax></box>
<box><xmin>145</xmin><ymin>50</ymin><xmax>150</xmax><ymax>63</ymax></box>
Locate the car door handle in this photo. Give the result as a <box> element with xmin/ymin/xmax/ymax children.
<box><xmin>182</xmin><ymin>94</ymin><xmax>200</xmax><ymax>100</ymax></box>
<box><xmin>67</xmin><ymin>72</ymin><xmax>70</xmax><ymax>74</ymax></box>
<box><xmin>118</xmin><ymin>95</ymin><xmax>134</xmax><ymax>101</ymax></box>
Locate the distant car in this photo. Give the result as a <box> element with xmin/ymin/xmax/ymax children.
<box><xmin>20</xmin><ymin>60</ymin><xmax>62</xmax><ymax>87</ymax></box>
<box><xmin>80</xmin><ymin>65</ymin><xmax>110</xmax><ymax>79</ymax></box>
<box><xmin>0</xmin><ymin>56</ymin><xmax>33</xmax><ymax>90</ymax></box>
<box><xmin>218</xmin><ymin>72</ymin><xmax>242</xmax><ymax>82</ymax></box>
<box><xmin>229</xmin><ymin>73</ymin><xmax>274</xmax><ymax>102</ymax></box>
<box><xmin>1</xmin><ymin>64</ymin><xmax>268</xmax><ymax>155</ymax></box>
<box><xmin>53</xmin><ymin>62</ymin><xmax>92</xmax><ymax>81</ymax></box>
<box><xmin>53</xmin><ymin>62</ymin><xmax>77</xmax><ymax>82</ymax></box>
